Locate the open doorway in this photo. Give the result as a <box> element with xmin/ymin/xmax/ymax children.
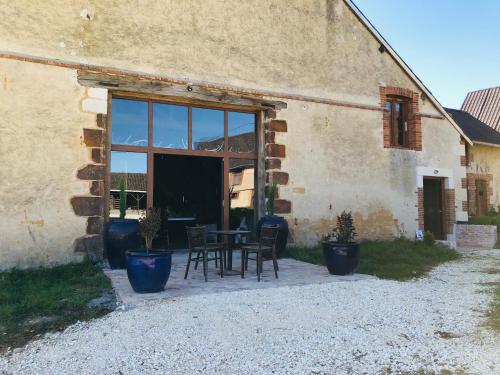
<box><xmin>423</xmin><ymin>177</ymin><xmax>445</xmax><ymax>240</ymax></box>
<box><xmin>153</xmin><ymin>154</ymin><xmax>223</xmax><ymax>248</ymax></box>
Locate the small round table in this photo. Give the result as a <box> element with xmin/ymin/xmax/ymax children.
<box><xmin>208</xmin><ymin>230</ymin><xmax>251</xmax><ymax>276</ymax></box>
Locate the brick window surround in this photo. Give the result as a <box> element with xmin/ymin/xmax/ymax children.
<box><xmin>380</xmin><ymin>86</ymin><xmax>422</xmax><ymax>151</ymax></box>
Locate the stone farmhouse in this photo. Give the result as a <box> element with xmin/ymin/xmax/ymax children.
<box><xmin>0</xmin><ymin>0</ymin><xmax>472</xmax><ymax>269</ymax></box>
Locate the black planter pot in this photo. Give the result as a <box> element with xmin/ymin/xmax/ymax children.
<box><xmin>257</xmin><ymin>215</ymin><xmax>289</xmax><ymax>257</ymax></box>
<box><xmin>105</xmin><ymin>218</ymin><xmax>141</xmax><ymax>269</ymax></box>
<box><xmin>126</xmin><ymin>251</ymin><xmax>172</xmax><ymax>293</ymax></box>
<box><xmin>322</xmin><ymin>242</ymin><xmax>360</xmax><ymax>275</ymax></box>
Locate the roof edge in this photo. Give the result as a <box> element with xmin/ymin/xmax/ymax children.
<box><xmin>472</xmin><ymin>141</ymin><xmax>500</xmax><ymax>149</ymax></box>
<box><xmin>344</xmin><ymin>0</ymin><xmax>473</xmax><ymax>145</ymax></box>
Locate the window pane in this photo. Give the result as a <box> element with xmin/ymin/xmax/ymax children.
<box><xmin>153</xmin><ymin>103</ymin><xmax>188</xmax><ymax>149</ymax></box>
<box><xmin>111</xmin><ymin>99</ymin><xmax>148</xmax><ymax>146</ymax></box>
<box><xmin>397</xmin><ymin>102</ymin><xmax>405</xmax><ymax>146</ymax></box>
<box><xmin>109</xmin><ymin>151</ymin><xmax>147</xmax><ymax>219</ymax></box>
<box><xmin>228</xmin><ymin>112</ymin><xmax>256</xmax><ymax>153</ymax></box>
<box><xmin>229</xmin><ymin>158</ymin><xmax>255</xmax><ymax>242</ymax></box>
<box><xmin>192</xmin><ymin>108</ymin><xmax>224</xmax><ymax>152</ymax></box>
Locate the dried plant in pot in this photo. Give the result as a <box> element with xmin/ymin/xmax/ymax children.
<box><xmin>105</xmin><ymin>176</ymin><xmax>141</xmax><ymax>269</ymax></box>
<box><xmin>126</xmin><ymin>207</ymin><xmax>172</xmax><ymax>293</ymax></box>
<box><xmin>322</xmin><ymin>211</ymin><xmax>360</xmax><ymax>275</ymax></box>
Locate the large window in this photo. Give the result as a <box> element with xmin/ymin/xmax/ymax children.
<box><xmin>152</xmin><ymin>103</ymin><xmax>188</xmax><ymax>149</ymax></box>
<box><xmin>111</xmin><ymin>99</ymin><xmax>148</xmax><ymax>146</ymax></box>
<box><xmin>109</xmin><ymin>97</ymin><xmax>258</xmax><ymax>231</ymax></box>
<box><xmin>109</xmin><ymin>151</ymin><xmax>147</xmax><ymax>219</ymax></box>
<box><xmin>386</xmin><ymin>96</ymin><xmax>409</xmax><ymax>147</ymax></box>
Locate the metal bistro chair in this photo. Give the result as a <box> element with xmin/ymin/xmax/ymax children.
<box><xmin>185</xmin><ymin>226</ymin><xmax>224</xmax><ymax>282</ymax></box>
<box><xmin>241</xmin><ymin>225</ymin><xmax>279</xmax><ymax>282</ymax></box>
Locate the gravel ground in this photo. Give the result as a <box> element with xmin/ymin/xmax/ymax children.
<box><xmin>1</xmin><ymin>250</ymin><xmax>499</xmax><ymax>375</ymax></box>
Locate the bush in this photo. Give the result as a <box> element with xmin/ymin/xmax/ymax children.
<box><xmin>423</xmin><ymin>230</ymin><xmax>435</xmax><ymax>245</ymax></box>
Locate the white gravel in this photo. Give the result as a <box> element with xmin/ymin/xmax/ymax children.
<box><xmin>1</xmin><ymin>250</ymin><xmax>499</xmax><ymax>375</ymax></box>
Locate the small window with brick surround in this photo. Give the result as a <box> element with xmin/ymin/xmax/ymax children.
<box><xmin>386</xmin><ymin>96</ymin><xmax>409</xmax><ymax>147</ymax></box>
<box><xmin>380</xmin><ymin>86</ymin><xmax>422</xmax><ymax>151</ymax></box>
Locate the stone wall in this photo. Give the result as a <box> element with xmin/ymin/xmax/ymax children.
<box><xmin>0</xmin><ymin>0</ymin><xmax>469</xmax><ymax>266</ymax></box>
<box><xmin>0</xmin><ymin>59</ymin><xmax>102</xmax><ymax>269</ymax></box>
<box><xmin>455</xmin><ymin>224</ymin><xmax>497</xmax><ymax>249</ymax></box>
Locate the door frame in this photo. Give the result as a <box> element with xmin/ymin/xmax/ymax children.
<box><xmin>423</xmin><ymin>176</ymin><xmax>446</xmax><ymax>240</ymax></box>
<box><xmin>475</xmin><ymin>178</ymin><xmax>488</xmax><ymax>216</ymax></box>
<box><xmin>106</xmin><ymin>92</ymin><xmax>265</xmax><ymax>230</ymax></box>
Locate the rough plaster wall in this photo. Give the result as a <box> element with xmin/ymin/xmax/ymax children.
<box><xmin>0</xmin><ymin>0</ymin><xmax>463</xmax><ymax>253</ymax></box>
<box><xmin>469</xmin><ymin>145</ymin><xmax>500</xmax><ymax>210</ymax></box>
<box><xmin>0</xmin><ymin>0</ymin><xmax>439</xmax><ymax>113</ymax></box>
<box><xmin>0</xmin><ymin>59</ymin><xmax>93</xmax><ymax>269</ymax></box>
<box><xmin>278</xmin><ymin>101</ymin><xmax>465</xmax><ymax>245</ymax></box>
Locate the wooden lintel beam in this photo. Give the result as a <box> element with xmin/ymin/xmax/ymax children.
<box><xmin>77</xmin><ymin>71</ymin><xmax>287</xmax><ymax>110</ymax></box>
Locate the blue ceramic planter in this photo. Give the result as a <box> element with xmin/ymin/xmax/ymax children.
<box><xmin>106</xmin><ymin>218</ymin><xmax>141</xmax><ymax>269</ymax></box>
<box><xmin>126</xmin><ymin>251</ymin><xmax>172</xmax><ymax>293</ymax></box>
<box><xmin>322</xmin><ymin>242</ymin><xmax>359</xmax><ymax>275</ymax></box>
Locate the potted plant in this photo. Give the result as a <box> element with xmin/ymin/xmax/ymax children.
<box><xmin>126</xmin><ymin>207</ymin><xmax>172</xmax><ymax>293</ymax></box>
<box><xmin>322</xmin><ymin>211</ymin><xmax>360</xmax><ymax>275</ymax></box>
<box><xmin>256</xmin><ymin>182</ymin><xmax>288</xmax><ymax>257</ymax></box>
<box><xmin>106</xmin><ymin>176</ymin><xmax>141</xmax><ymax>269</ymax></box>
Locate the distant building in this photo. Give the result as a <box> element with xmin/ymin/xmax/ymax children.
<box><xmin>462</xmin><ymin>86</ymin><xmax>500</xmax><ymax>131</ymax></box>
<box><xmin>446</xmin><ymin>86</ymin><xmax>500</xmax><ymax>216</ymax></box>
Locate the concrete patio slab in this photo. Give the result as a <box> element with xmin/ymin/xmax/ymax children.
<box><xmin>104</xmin><ymin>252</ymin><xmax>374</xmax><ymax>308</ymax></box>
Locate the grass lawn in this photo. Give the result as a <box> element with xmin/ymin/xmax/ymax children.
<box><xmin>285</xmin><ymin>238</ymin><xmax>460</xmax><ymax>281</ymax></box>
<box><xmin>0</xmin><ymin>262</ymin><xmax>113</xmax><ymax>351</ymax></box>
<box><xmin>487</xmin><ymin>285</ymin><xmax>500</xmax><ymax>332</ymax></box>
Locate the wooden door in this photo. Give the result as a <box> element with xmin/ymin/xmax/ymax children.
<box><xmin>475</xmin><ymin>179</ymin><xmax>488</xmax><ymax>215</ymax></box>
<box><xmin>423</xmin><ymin>178</ymin><xmax>445</xmax><ymax>240</ymax></box>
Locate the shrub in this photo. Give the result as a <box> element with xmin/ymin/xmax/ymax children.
<box><xmin>139</xmin><ymin>207</ymin><xmax>162</xmax><ymax>252</ymax></box>
<box><xmin>266</xmin><ymin>182</ymin><xmax>277</xmax><ymax>216</ymax></box>
<box><xmin>324</xmin><ymin>211</ymin><xmax>357</xmax><ymax>243</ymax></box>
<box><xmin>423</xmin><ymin>230</ymin><xmax>435</xmax><ymax>245</ymax></box>
<box><xmin>119</xmin><ymin>176</ymin><xmax>127</xmax><ymax>219</ymax></box>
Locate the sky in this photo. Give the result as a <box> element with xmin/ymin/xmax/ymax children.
<box><xmin>353</xmin><ymin>0</ymin><xmax>500</xmax><ymax>109</ymax></box>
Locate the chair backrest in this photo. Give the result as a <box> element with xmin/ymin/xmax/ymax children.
<box><xmin>186</xmin><ymin>226</ymin><xmax>207</xmax><ymax>249</ymax></box>
<box><xmin>204</xmin><ymin>223</ymin><xmax>218</xmax><ymax>243</ymax></box>
<box><xmin>260</xmin><ymin>224</ymin><xmax>279</xmax><ymax>248</ymax></box>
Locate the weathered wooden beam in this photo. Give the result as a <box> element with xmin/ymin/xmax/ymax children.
<box><xmin>77</xmin><ymin>71</ymin><xmax>287</xmax><ymax>110</ymax></box>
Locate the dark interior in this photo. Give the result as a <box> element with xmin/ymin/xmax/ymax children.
<box><xmin>153</xmin><ymin>154</ymin><xmax>222</xmax><ymax>248</ymax></box>
<box><xmin>423</xmin><ymin>178</ymin><xmax>444</xmax><ymax>240</ymax></box>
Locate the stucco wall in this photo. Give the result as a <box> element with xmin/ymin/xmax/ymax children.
<box><xmin>0</xmin><ymin>0</ymin><xmax>467</xmax><ymax>264</ymax></box>
<box><xmin>0</xmin><ymin>59</ymin><xmax>95</xmax><ymax>269</ymax></box>
<box><xmin>277</xmin><ymin>101</ymin><xmax>466</xmax><ymax>244</ymax></box>
<box><xmin>469</xmin><ymin>145</ymin><xmax>500</xmax><ymax>210</ymax></box>
<box><xmin>0</xmin><ymin>0</ymin><xmax>439</xmax><ymax>116</ymax></box>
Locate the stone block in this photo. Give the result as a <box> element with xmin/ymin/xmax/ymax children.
<box><xmin>267</xmin><ymin>120</ymin><xmax>287</xmax><ymax>132</ymax></box>
<box><xmin>265</xmin><ymin>158</ymin><xmax>281</xmax><ymax>170</ymax></box>
<box><xmin>266</xmin><ymin>144</ymin><xmax>285</xmax><ymax>158</ymax></box>
<box><xmin>77</xmin><ymin>164</ymin><xmax>106</xmax><ymax>180</ymax></box>
<box><xmin>83</xmin><ymin>128</ymin><xmax>103</xmax><ymax>147</ymax></box>
<box><xmin>87</xmin><ymin>216</ymin><xmax>103</xmax><ymax>234</ymax></box>
<box><xmin>71</xmin><ymin>196</ymin><xmax>104</xmax><ymax>216</ymax></box>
